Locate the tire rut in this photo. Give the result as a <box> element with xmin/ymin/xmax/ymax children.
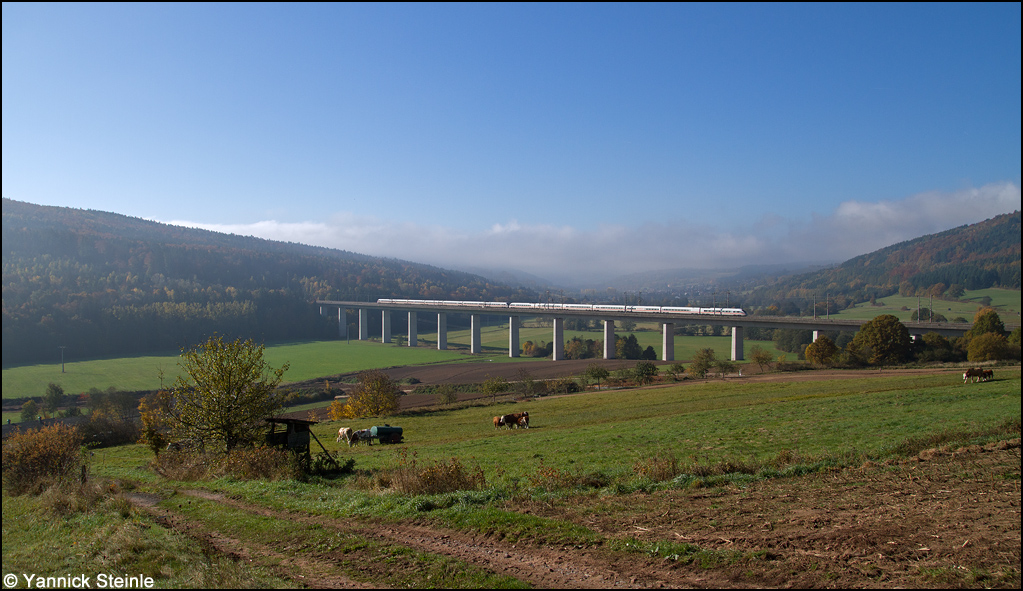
<box><xmin>131</xmin><ymin>489</ymin><xmax>714</xmax><ymax>588</ymax></box>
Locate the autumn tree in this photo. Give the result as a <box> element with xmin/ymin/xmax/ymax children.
<box><xmin>715</xmin><ymin>359</ymin><xmax>737</xmax><ymax>378</ymax></box>
<box><xmin>689</xmin><ymin>348</ymin><xmax>717</xmax><ymax>378</ymax></box>
<box><xmin>664</xmin><ymin>362</ymin><xmax>685</xmax><ymax>381</ymax></box>
<box><xmin>633</xmin><ymin>361</ymin><xmax>659</xmax><ymax>384</ymax></box>
<box><xmin>917</xmin><ymin>332</ymin><xmax>955</xmax><ymax>363</ymax></box>
<box><xmin>20</xmin><ymin>400</ymin><xmax>39</xmax><ymax>423</ymax></box>
<box><xmin>340</xmin><ymin>370</ymin><xmax>400</xmax><ymax>418</ymax></box>
<box><xmin>142</xmin><ymin>335</ymin><xmax>288</xmax><ymax>452</ymax></box>
<box><xmin>480</xmin><ymin>375</ymin><xmax>508</xmax><ymax>404</ymax></box>
<box><xmin>585</xmin><ymin>363</ymin><xmax>610</xmax><ymax>389</ymax></box>
<box><xmin>847</xmin><ymin>314</ymin><xmax>911</xmax><ymax>366</ymax></box>
<box><xmin>967</xmin><ymin>308</ymin><xmax>1006</xmax><ymax>338</ymax></box>
<box><xmin>967</xmin><ymin>332</ymin><xmax>1010</xmax><ymax>362</ymax></box>
<box><xmin>805</xmin><ymin>336</ymin><xmax>839</xmax><ymax>365</ymax></box>
<box><xmin>616</xmin><ymin>334</ymin><xmax>643</xmax><ymax>360</ymax></box>
<box><xmin>43</xmin><ymin>383</ymin><xmax>65</xmax><ymax>418</ymax></box>
<box><xmin>749</xmin><ymin>345</ymin><xmax>773</xmax><ymax>372</ymax></box>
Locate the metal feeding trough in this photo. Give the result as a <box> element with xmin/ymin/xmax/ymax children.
<box><xmin>370</xmin><ymin>425</ymin><xmax>403</xmax><ymax>444</ymax></box>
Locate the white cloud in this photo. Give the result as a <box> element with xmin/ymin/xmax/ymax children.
<box><xmin>166</xmin><ymin>182</ymin><xmax>1020</xmax><ymax>284</ymax></box>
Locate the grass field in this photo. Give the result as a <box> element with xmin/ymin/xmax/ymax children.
<box><xmin>6</xmin><ymin>366</ymin><xmax>1020</xmax><ymax>588</ymax></box>
<box><xmin>1</xmin><ymin>333</ymin><xmax>786</xmax><ymax>403</ymax></box>
<box><xmin>1</xmin><ymin>340</ymin><xmax>472</xmax><ymax>400</ymax></box>
<box><xmin>831</xmin><ymin>287</ymin><xmax>1021</xmax><ymax>323</ymax></box>
<box><xmin>87</xmin><ymin>367</ymin><xmax>1021</xmax><ymax>493</ymax></box>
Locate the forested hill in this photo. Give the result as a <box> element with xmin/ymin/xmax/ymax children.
<box><xmin>744</xmin><ymin>211</ymin><xmax>1021</xmax><ymax>314</ymax></box>
<box><xmin>2</xmin><ymin>199</ymin><xmax>536</xmax><ymax>366</ymax></box>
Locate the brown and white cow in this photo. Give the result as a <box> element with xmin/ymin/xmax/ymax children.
<box><xmin>963</xmin><ymin>367</ymin><xmax>985</xmax><ymax>383</ymax></box>
<box><xmin>337</xmin><ymin>427</ymin><xmax>353</xmax><ymax>444</ymax></box>
<box><xmin>982</xmin><ymin>369</ymin><xmax>994</xmax><ymax>382</ymax></box>
<box><xmin>500</xmin><ymin>411</ymin><xmax>529</xmax><ymax>429</ymax></box>
<box><xmin>348</xmin><ymin>428</ymin><xmax>373</xmax><ymax>447</ymax></box>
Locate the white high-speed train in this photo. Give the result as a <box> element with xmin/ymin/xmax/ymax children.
<box><xmin>376</xmin><ymin>298</ymin><xmax>746</xmax><ymax>316</ymax></box>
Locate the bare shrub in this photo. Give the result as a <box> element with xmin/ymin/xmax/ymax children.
<box><xmin>151</xmin><ymin>446</ymin><xmax>301</xmax><ymax>481</ymax></box>
<box><xmin>633</xmin><ymin>453</ymin><xmax>683</xmax><ymax>482</ymax></box>
<box><xmin>150</xmin><ymin>449</ymin><xmax>217</xmax><ymax>481</ymax></box>
<box><xmin>79</xmin><ymin>408</ymin><xmax>140</xmax><ymax>447</ymax></box>
<box><xmin>529</xmin><ymin>460</ymin><xmax>608</xmax><ymax>491</ymax></box>
<box><xmin>38</xmin><ymin>480</ymin><xmax>106</xmax><ymax>516</ymax></box>
<box><xmin>390</xmin><ymin>448</ymin><xmax>486</xmax><ymax>495</ymax></box>
<box><xmin>1</xmin><ymin>424</ymin><xmax>84</xmax><ymax>495</ymax></box>
<box><xmin>221</xmin><ymin>446</ymin><xmax>300</xmax><ymax>480</ymax></box>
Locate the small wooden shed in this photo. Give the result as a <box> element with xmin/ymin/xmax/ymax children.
<box><xmin>265</xmin><ymin>417</ymin><xmax>314</xmax><ymax>454</ymax></box>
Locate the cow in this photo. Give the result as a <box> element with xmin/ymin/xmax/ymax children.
<box><xmin>963</xmin><ymin>367</ymin><xmax>985</xmax><ymax>383</ymax></box>
<box><xmin>349</xmin><ymin>428</ymin><xmax>373</xmax><ymax>447</ymax></box>
<box><xmin>500</xmin><ymin>411</ymin><xmax>529</xmax><ymax>429</ymax></box>
<box><xmin>493</xmin><ymin>416</ymin><xmax>504</xmax><ymax>429</ymax></box>
<box><xmin>336</xmin><ymin>427</ymin><xmax>353</xmax><ymax>444</ymax></box>
<box><xmin>982</xmin><ymin>369</ymin><xmax>994</xmax><ymax>382</ymax></box>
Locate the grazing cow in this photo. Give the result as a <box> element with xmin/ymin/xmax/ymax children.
<box><xmin>963</xmin><ymin>367</ymin><xmax>985</xmax><ymax>383</ymax></box>
<box><xmin>337</xmin><ymin>427</ymin><xmax>353</xmax><ymax>444</ymax></box>
<box><xmin>500</xmin><ymin>411</ymin><xmax>530</xmax><ymax>429</ymax></box>
<box><xmin>493</xmin><ymin>416</ymin><xmax>504</xmax><ymax>429</ymax></box>
<box><xmin>982</xmin><ymin>369</ymin><xmax>994</xmax><ymax>382</ymax></box>
<box><xmin>349</xmin><ymin>428</ymin><xmax>373</xmax><ymax>447</ymax></box>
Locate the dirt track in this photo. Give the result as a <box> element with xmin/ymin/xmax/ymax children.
<box><xmin>130</xmin><ymin>439</ymin><xmax>1021</xmax><ymax>588</ymax></box>
<box><xmin>132</xmin><ymin>363</ymin><xmax>1021</xmax><ymax>588</ymax></box>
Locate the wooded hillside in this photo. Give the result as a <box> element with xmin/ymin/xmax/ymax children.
<box><xmin>742</xmin><ymin>211</ymin><xmax>1020</xmax><ymax>315</ymax></box>
<box><xmin>2</xmin><ymin>199</ymin><xmax>535</xmax><ymax>366</ymax></box>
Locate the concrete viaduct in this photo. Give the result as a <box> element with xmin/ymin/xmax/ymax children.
<box><xmin>316</xmin><ymin>300</ymin><xmax>978</xmax><ymax>362</ymax></box>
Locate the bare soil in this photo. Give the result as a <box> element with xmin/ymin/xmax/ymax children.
<box><xmin>132</xmin><ymin>362</ymin><xmax>1021</xmax><ymax>588</ymax></box>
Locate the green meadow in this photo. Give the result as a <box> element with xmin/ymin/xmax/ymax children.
<box><xmin>831</xmin><ymin>287</ymin><xmax>1021</xmax><ymax>323</ymax></box>
<box><xmin>1</xmin><ymin>332</ymin><xmax>784</xmax><ymax>402</ymax></box>
<box><xmin>8</xmin><ymin>360</ymin><xmax>1020</xmax><ymax>587</ymax></box>
<box><xmin>306</xmin><ymin>368</ymin><xmax>1021</xmax><ymax>484</ymax></box>
<box><xmin>89</xmin><ymin>367</ymin><xmax>1021</xmax><ymax>493</ymax></box>
<box><xmin>1</xmin><ymin>340</ymin><xmax>469</xmax><ymax>400</ymax></box>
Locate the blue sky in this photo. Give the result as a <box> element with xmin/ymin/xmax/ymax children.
<box><xmin>3</xmin><ymin>3</ymin><xmax>1020</xmax><ymax>282</ymax></box>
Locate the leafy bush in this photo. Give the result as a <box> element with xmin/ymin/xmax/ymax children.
<box><xmin>2</xmin><ymin>424</ymin><xmax>85</xmax><ymax>495</ymax></box>
<box><xmin>338</xmin><ymin>370</ymin><xmax>400</xmax><ymax>418</ymax></box>
<box><xmin>436</xmin><ymin>384</ymin><xmax>459</xmax><ymax>405</ymax></box>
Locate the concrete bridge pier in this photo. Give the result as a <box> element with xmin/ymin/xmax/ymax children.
<box><xmin>731</xmin><ymin>326</ymin><xmax>744</xmax><ymax>361</ymax></box>
<box><xmin>437</xmin><ymin>313</ymin><xmax>447</xmax><ymax>350</ymax></box>
<box><xmin>358</xmin><ymin>309</ymin><xmax>369</xmax><ymax>341</ymax></box>
<box><xmin>408</xmin><ymin>311</ymin><xmax>417</xmax><ymax>347</ymax></box>
<box><xmin>321</xmin><ymin>306</ymin><xmax>347</xmax><ymax>338</ymax></box>
<box><xmin>812</xmin><ymin>330</ymin><xmax>820</xmax><ymax>342</ymax></box>
<box><xmin>662</xmin><ymin>323</ymin><xmax>675</xmax><ymax>361</ymax></box>
<box><xmin>471</xmin><ymin>314</ymin><xmax>482</xmax><ymax>354</ymax></box>
<box><xmin>603</xmin><ymin>320</ymin><xmax>615</xmax><ymax>359</ymax></box>
<box><xmin>553</xmin><ymin>317</ymin><xmax>565</xmax><ymax>361</ymax></box>
<box><xmin>509</xmin><ymin>316</ymin><xmax>520</xmax><ymax>357</ymax></box>
<box><xmin>381</xmin><ymin>311</ymin><xmax>391</xmax><ymax>343</ymax></box>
